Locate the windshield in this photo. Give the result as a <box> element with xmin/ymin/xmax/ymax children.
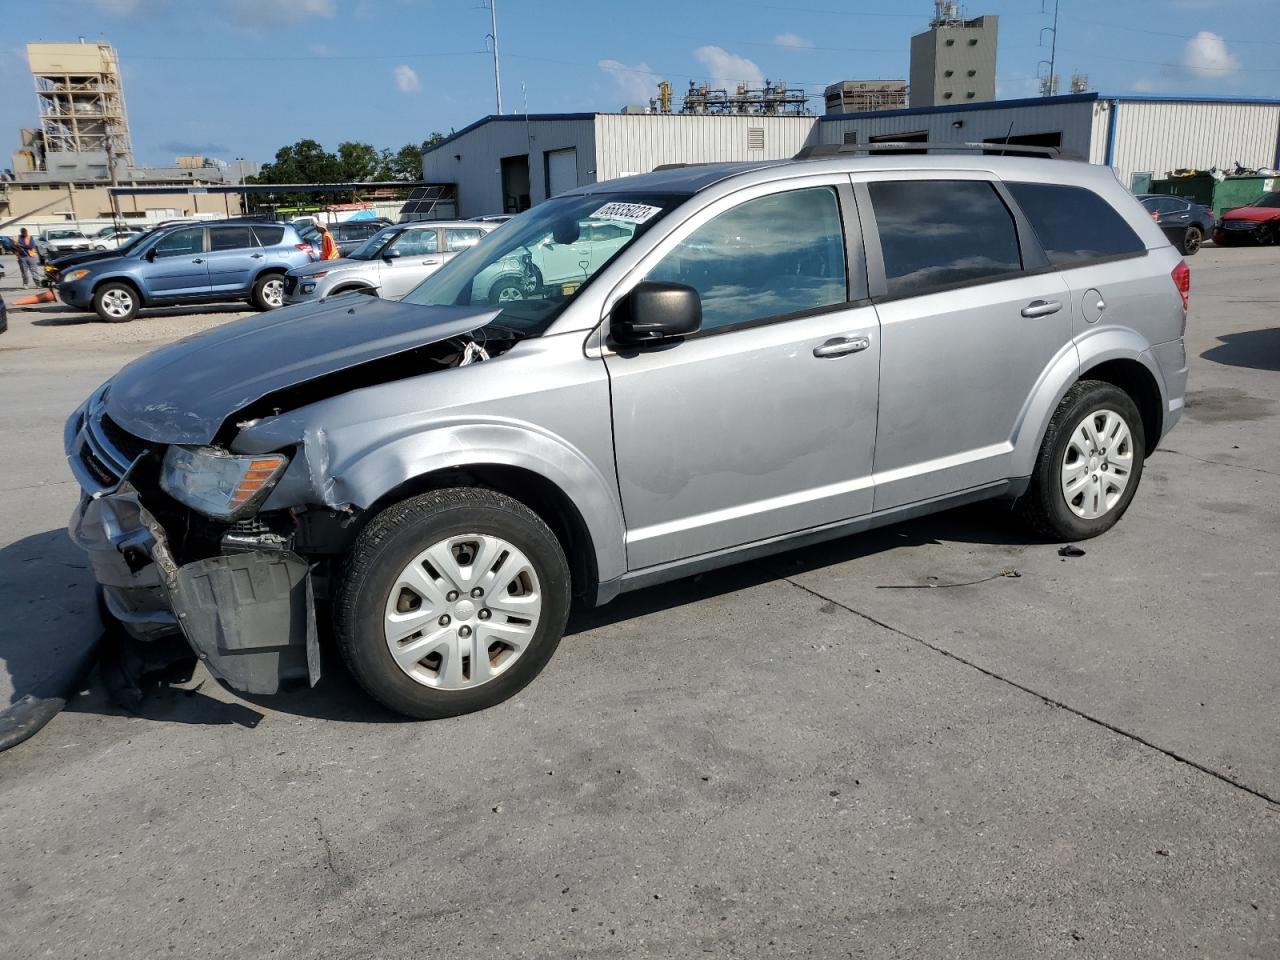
<box><xmin>347</xmin><ymin>225</ymin><xmax>403</xmax><ymax>260</ymax></box>
<box><xmin>48</xmin><ymin>230</ymin><xmax>82</xmax><ymax>240</ymax></box>
<box><xmin>1249</xmin><ymin>192</ymin><xmax>1280</xmax><ymax>209</ymax></box>
<box><xmin>401</xmin><ymin>192</ymin><xmax>682</xmax><ymax>337</ymax></box>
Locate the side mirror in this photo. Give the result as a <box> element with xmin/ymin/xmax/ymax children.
<box><xmin>611</xmin><ymin>281</ymin><xmax>702</xmax><ymax>345</ymax></box>
<box><xmin>145</xmin><ymin>248</ymin><xmax>157</xmax><ymax>261</ymax></box>
<box><xmin>383</xmin><ymin>248</ymin><xmax>402</xmax><ymax>261</ymax></box>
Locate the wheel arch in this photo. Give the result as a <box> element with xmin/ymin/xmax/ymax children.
<box><xmin>364</xmin><ymin>464</ymin><xmax>600</xmax><ymax>603</ymax></box>
<box><xmin>1079</xmin><ymin>357</ymin><xmax>1163</xmax><ymax>455</ymax></box>
<box><xmin>91</xmin><ymin>274</ymin><xmax>144</xmax><ymax>304</ymax></box>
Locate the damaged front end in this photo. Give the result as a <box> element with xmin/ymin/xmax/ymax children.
<box><xmin>67</xmin><ymin>386</ymin><xmax>318</xmax><ymax>694</ymax></box>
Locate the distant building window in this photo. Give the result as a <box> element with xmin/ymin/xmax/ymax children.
<box><xmin>968</xmin><ymin>69</ymin><xmax>977</xmax><ymax>77</ymax></box>
<box><xmin>944</xmin><ymin>92</ymin><xmax>954</xmax><ymax>100</ymax></box>
<box><xmin>843</xmin><ymin>131</ymin><xmax>858</xmax><ymax>145</ymax></box>
<box><xmin>968</xmin><ymin>38</ymin><xmax>978</xmax><ymax>46</ymax></box>
<box><xmin>944</xmin><ymin>70</ymin><xmax>954</xmax><ymax>78</ymax></box>
<box><xmin>747</xmin><ymin>127</ymin><xmax>765</xmax><ymax>150</ymax></box>
<box><xmin>945</xmin><ymin>38</ymin><xmax>955</xmax><ymax>46</ymax></box>
<box><xmin>966</xmin><ymin>92</ymin><xmax>976</xmax><ymax>99</ymax></box>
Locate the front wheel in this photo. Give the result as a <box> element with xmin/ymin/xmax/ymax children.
<box><xmin>250</xmin><ymin>273</ymin><xmax>286</xmax><ymax>310</ymax></box>
<box><xmin>1018</xmin><ymin>380</ymin><xmax>1146</xmax><ymax>540</ymax></box>
<box><xmin>93</xmin><ymin>282</ymin><xmax>139</xmax><ymax>323</ymax></box>
<box><xmin>335</xmin><ymin>487</ymin><xmax>571</xmax><ymax>719</ymax></box>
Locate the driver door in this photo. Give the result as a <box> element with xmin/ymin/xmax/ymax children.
<box><xmin>603</xmin><ymin>179</ymin><xmax>880</xmax><ymax>569</ymax></box>
<box><xmin>142</xmin><ymin>226</ymin><xmax>210</xmax><ymax>298</ymax></box>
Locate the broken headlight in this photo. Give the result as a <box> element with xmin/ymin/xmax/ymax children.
<box><xmin>160</xmin><ymin>446</ymin><xmax>288</xmax><ymax>520</ymax></box>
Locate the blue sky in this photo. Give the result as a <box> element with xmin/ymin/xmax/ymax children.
<box><xmin>1</xmin><ymin>0</ymin><xmax>1275</xmax><ymax>168</ymax></box>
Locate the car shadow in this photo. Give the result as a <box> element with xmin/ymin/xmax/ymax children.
<box><xmin>0</xmin><ymin>529</ymin><xmax>100</xmax><ymax>706</ymax></box>
<box><xmin>53</xmin><ymin>502</ymin><xmax>1044</xmax><ymax>727</ymax></box>
<box><xmin>1201</xmin><ymin>327</ymin><xmax>1280</xmax><ymax>372</ymax></box>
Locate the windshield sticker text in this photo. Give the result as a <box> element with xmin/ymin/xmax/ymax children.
<box><xmin>590</xmin><ymin>202</ymin><xmax>661</xmax><ymax>224</ymax></box>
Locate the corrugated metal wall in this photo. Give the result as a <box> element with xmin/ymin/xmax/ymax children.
<box><xmin>422</xmin><ymin>117</ymin><xmax>597</xmax><ymax>217</ymax></box>
<box><xmin>593</xmin><ymin>115</ymin><xmax>819</xmax><ymax>184</ymax></box>
<box><xmin>1108</xmin><ymin>101</ymin><xmax>1280</xmax><ymax>186</ymax></box>
<box><xmin>819</xmin><ymin>100</ymin><xmax>1097</xmax><ymax>160</ymax></box>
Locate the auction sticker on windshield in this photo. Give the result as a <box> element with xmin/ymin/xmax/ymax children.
<box><xmin>591</xmin><ymin>202</ymin><xmax>662</xmax><ymax>224</ymax></box>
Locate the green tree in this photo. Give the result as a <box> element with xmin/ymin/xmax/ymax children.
<box><xmin>336</xmin><ymin>141</ymin><xmax>383</xmax><ymax>182</ymax></box>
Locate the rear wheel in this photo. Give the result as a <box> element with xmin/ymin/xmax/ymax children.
<box><xmin>1018</xmin><ymin>380</ymin><xmax>1146</xmax><ymax>541</ymax></box>
<box><xmin>1179</xmin><ymin>225</ymin><xmax>1202</xmax><ymax>256</ymax></box>
<box><xmin>93</xmin><ymin>282</ymin><xmax>138</xmax><ymax>323</ymax></box>
<box><xmin>335</xmin><ymin>487</ymin><xmax>571</xmax><ymax>719</ymax></box>
<box><xmin>1257</xmin><ymin>224</ymin><xmax>1276</xmax><ymax>246</ymax></box>
<box><xmin>487</xmin><ymin>275</ymin><xmax>527</xmax><ymax>305</ymax></box>
<box><xmin>251</xmin><ymin>273</ymin><xmax>286</xmax><ymax>310</ymax></box>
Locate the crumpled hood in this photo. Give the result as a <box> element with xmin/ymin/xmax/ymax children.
<box><xmin>105</xmin><ymin>297</ymin><xmax>499</xmax><ymax>445</ymax></box>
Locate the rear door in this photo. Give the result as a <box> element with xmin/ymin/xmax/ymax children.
<box><xmin>604</xmin><ymin>177</ymin><xmax>880</xmax><ymax>569</ymax></box>
<box><xmin>378</xmin><ymin>228</ymin><xmax>442</xmax><ymax>299</ymax></box>
<box><xmin>205</xmin><ymin>225</ymin><xmax>258</xmax><ymax>293</ymax></box>
<box><xmin>861</xmin><ymin>175</ymin><xmax>1073</xmax><ymax>510</ymax></box>
<box><xmin>140</xmin><ymin>226</ymin><xmax>210</xmax><ymax>299</ymax></box>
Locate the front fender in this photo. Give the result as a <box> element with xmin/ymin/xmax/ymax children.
<box><xmin>290</xmin><ymin>417</ymin><xmax>628</xmax><ymax>586</ymax></box>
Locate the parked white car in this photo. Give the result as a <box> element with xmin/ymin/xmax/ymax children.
<box><xmin>90</xmin><ymin>225</ymin><xmax>145</xmax><ymax>251</ymax></box>
<box><xmin>36</xmin><ymin>228</ymin><xmax>91</xmax><ymax>259</ymax></box>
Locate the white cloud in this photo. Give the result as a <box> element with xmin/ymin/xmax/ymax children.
<box><xmin>774</xmin><ymin>33</ymin><xmax>811</xmax><ymax>50</ymax></box>
<box><xmin>598</xmin><ymin>59</ymin><xmax>659</xmax><ymax>105</ymax></box>
<box><xmin>223</xmin><ymin>0</ymin><xmax>335</xmax><ymax>27</ymax></box>
<box><xmin>394</xmin><ymin>64</ymin><xmax>421</xmax><ymax>93</ymax></box>
<box><xmin>1132</xmin><ymin>78</ymin><xmax>1161</xmax><ymax>92</ymax></box>
<box><xmin>1181</xmin><ymin>31</ymin><xmax>1240</xmax><ymax>80</ymax></box>
<box><xmin>694</xmin><ymin>46</ymin><xmax>764</xmax><ymax>87</ymax></box>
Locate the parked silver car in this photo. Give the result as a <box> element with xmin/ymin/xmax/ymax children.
<box><xmin>66</xmin><ymin>153</ymin><xmax>1188</xmax><ymax>719</ymax></box>
<box><xmin>283</xmin><ymin>221</ymin><xmax>494</xmax><ymax>303</ymax></box>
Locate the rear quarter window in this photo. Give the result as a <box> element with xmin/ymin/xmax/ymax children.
<box><xmin>1006</xmin><ymin>182</ymin><xmax>1145</xmax><ymax>267</ymax></box>
<box><xmin>251</xmin><ymin>225</ymin><xmax>286</xmax><ymax>246</ymax></box>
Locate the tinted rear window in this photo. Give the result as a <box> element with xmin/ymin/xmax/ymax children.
<box><xmin>251</xmin><ymin>225</ymin><xmax>286</xmax><ymax>246</ymax></box>
<box><xmin>210</xmin><ymin>226</ymin><xmax>256</xmax><ymax>251</ymax></box>
<box><xmin>868</xmin><ymin>180</ymin><xmax>1022</xmax><ymax>298</ymax></box>
<box><xmin>1007</xmin><ymin>182</ymin><xmax>1145</xmax><ymax>267</ymax></box>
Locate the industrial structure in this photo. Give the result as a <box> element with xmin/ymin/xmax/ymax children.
<box><xmin>17</xmin><ymin>40</ymin><xmax>133</xmax><ymax>177</ymax></box>
<box><xmin>909</xmin><ymin>2</ymin><xmax>998</xmax><ymax>108</ymax></box>
<box><xmin>423</xmin><ymin>93</ymin><xmax>1280</xmax><ymax>218</ymax></box>
<box><xmin>644</xmin><ymin>80</ymin><xmax>811</xmax><ymax>116</ymax></box>
<box><xmin>824</xmin><ymin>81</ymin><xmax>909</xmax><ymax>116</ymax></box>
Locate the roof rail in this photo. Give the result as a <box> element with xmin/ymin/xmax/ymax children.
<box><xmin>794</xmin><ymin>141</ymin><xmax>1064</xmax><ymax>160</ymax></box>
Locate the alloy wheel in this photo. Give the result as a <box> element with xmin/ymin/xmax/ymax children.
<box><xmin>262</xmin><ymin>278</ymin><xmax>285</xmax><ymax>307</ymax></box>
<box><xmin>383</xmin><ymin>533</ymin><xmax>542</xmax><ymax>690</ymax></box>
<box><xmin>1060</xmin><ymin>408</ymin><xmax>1134</xmax><ymax>520</ymax></box>
<box><xmin>102</xmin><ymin>289</ymin><xmax>134</xmax><ymax>319</ymax></box>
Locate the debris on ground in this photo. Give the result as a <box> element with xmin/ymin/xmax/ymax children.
<box><xmin>877</xmin><ymin>569</ymin><xmax>1021</xmax><ymax>589</ymax></box>
<box><xmin>1058</xmin><ymin>545</ymin><xmax>1087</xmax><ymax>558</ymax></box>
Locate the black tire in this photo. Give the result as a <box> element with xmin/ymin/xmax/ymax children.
<box><xmin>250</xmin><ymin>272</ymin><xmax>286</xmax><ymax>311</ymax></box>
<box><xmin>1257</xmin><ymin>224</ymin><xmax>1276</xmax><ymax>246</ymax></box>
<box><xmin>487</xmin><ymin>275</ymin><xmax>527</xmax><ymax>305</ymax></box>
<box><xmin>1018</xmin><ymin>380</ymin><xmax>1146</xmax><ymax>541</ymax></box>
<box><xmin>93</xmin><ymin>281</ymin><xmax>139</xmax><ymax>323</ymax></box>
<box><xmin>334</xmin><ymin>487</ymin><xmax>571</xmax><ymax>719</ymax></box>
<box><xmin>1179</xmin><ymin>226</ymin><xmax>1202</xmax><ymax>256</ymax></box>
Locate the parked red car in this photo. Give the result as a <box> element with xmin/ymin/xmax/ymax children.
<box><xmin>1214</xmin><ymin>191</ymin><xmax>1280</xmax><ymax>245</ymax></box>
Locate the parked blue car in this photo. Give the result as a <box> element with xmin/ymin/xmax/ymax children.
<box><xmin>57</xmin><ymin>221</ymin><xmax>317</xmax><ymax>322</ymax></box>
<box><xmin>1137</xmin><ymin>194</ymin><xmax>1215</xmax><ymax>256</ymax></box>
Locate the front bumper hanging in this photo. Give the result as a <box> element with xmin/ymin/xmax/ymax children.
<box><xmin>70</xmin><ymin>487</ymin><xmax>320</xmax><ymax>695</ymax></box>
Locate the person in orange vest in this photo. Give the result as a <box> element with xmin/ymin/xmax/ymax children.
<box><xmin>317</xmin><ymin>223</ymin><xmax>340</xmax><ymax>261</ymax></box>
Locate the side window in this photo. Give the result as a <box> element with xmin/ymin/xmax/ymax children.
<box><xmin>1006</xmin><ymin>182</ymin><xmax>1145</xmax><ymax>268</ymax></box>
<box><xmin>868</xmin><ymin>180</ymin><xmax>1021</xmax><ymax>298</ymax></box>
<box><xmin>444</xmin><ymin>228</ymin><xmax>484</xmax><ymax>252</ymax></box>
<box><xmin>209</xmin><ymin>226</ymin><xmax>256</xmax><ymax>251</ymax></box>
<box><xmin>646</xmin><ymin>186</ymin><xmax>848</xmax><ymax>332</ymax></box>
<box><xmin>390</xmin><ymin>229</ymin><xmax>439</xmax><ymax>256</ymax></box>
<box><xmin>152</xmin><ymin>227</ymin><xmax>206</xmax><ymax>259</ymax></box>
<box><xmin>251</xmin><ymin>225</ymin><xmax>285</xmax><ymax>246</ymax></box>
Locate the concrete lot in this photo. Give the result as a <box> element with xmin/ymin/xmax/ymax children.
<box><xmin>0</xmin><ymin>249</ymin><xmax>1277</xmax><ymax>959</ymax></box>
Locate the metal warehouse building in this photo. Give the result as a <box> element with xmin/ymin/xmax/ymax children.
<box><xmin>423</xmin><ymin>93</ymin><xmax>1280</xmax><ymax>217</ymax></box>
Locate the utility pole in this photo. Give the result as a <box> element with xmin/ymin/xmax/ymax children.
<box><xmin>487</xmin><ymin>0</ymin><xmax>503</xmax><ymax>115</ymax></box>
<box><xmin>1048</xmin><ymin>0</ymin><xmax>1060</xmax><ymax>94</ymax></box>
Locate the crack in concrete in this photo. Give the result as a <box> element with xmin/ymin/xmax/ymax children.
<box><xmin>1160</xmin><ymin>448</ymin><xmax>1280</xmax><ymax>479</ymax></box>
<box><xmin>314</xmin><ymin>815</ymin><xmax>345</xmax><ymax>881</ymax></box>
<box><xmin>773</xmin><ymin>569</ymin><xmax>1280</xmax><ymax>809</ymax></box>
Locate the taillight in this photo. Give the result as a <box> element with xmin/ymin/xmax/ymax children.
<box><xmin>1171</xmin><ymin>260</ymin><xmax>1190</xmax><ymax>312</ymax></box>
<box><xmin>297</xmin><ymin>242</ymin><xmax>318</xmax><ymax>260</ymax></box>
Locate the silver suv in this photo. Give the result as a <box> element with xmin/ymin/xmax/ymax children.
<box><xmin>283</xmin><ymin>221</ymin><xmax>493</xmax><ymax>303</ymax></box>
<box><xmin>66</xmin><ymin>154</ymin><xmax>1189</xmax><ymax>719</ymax></box>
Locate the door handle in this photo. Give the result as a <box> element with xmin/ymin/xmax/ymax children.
<box><xmin>813</xmin><ymin>335</ymin><xmax>871</xmax><ymax>358</ymax></box>
<box><xmin>251</xmin><ymin>253</ymin><xmax>264</xmax><ymax>259</ymax></box>
<box><xmin>421</xmin><ymin>259</ymin><xmax>441</xmax><ymax>265</ymax></box>
<box><xmin>191</xmin><ymin>258</ymin><xmax>204</xmax><ymax>264</ymax></box>
<box><xmin>1020</xmin><ymin>299</ymin><xmax>1062</xmax><ymax>318</ymax></box>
